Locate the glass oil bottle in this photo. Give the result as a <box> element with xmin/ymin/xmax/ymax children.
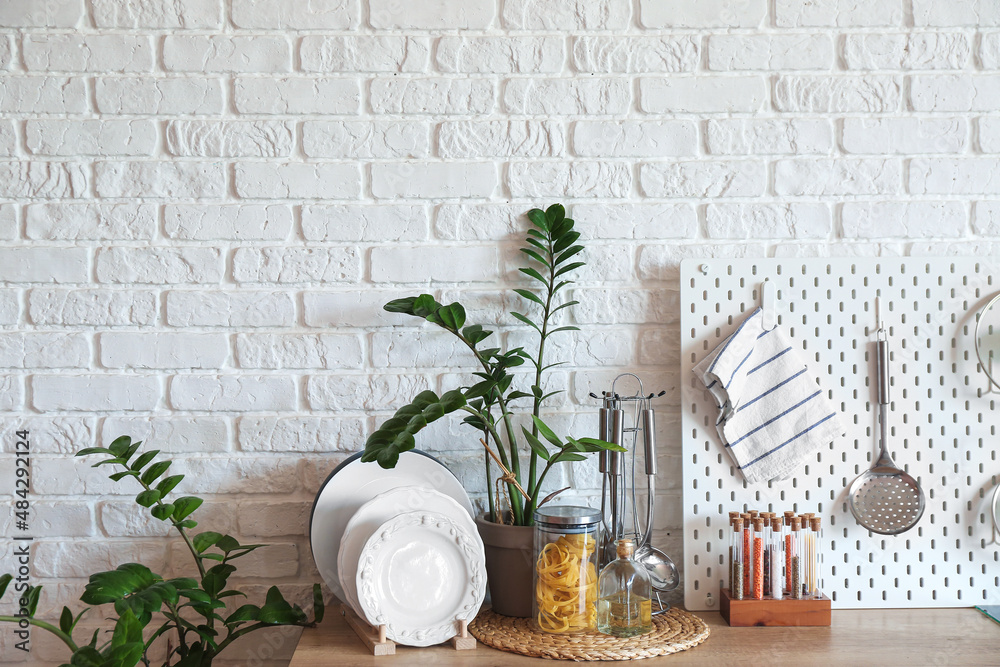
<box><xmin>595</xmin><ymin>538</ymin><xmax>653</xmax><ymax>637</ymax></box>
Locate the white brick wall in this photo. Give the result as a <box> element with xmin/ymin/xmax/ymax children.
<box><xmin>0</xmin><ymin>4</ymin><xmax>997</xmax><ymax>663</ymax></box>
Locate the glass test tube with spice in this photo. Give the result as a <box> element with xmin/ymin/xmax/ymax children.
<box><xmin>807</xmin><ymin>517</ymin><xmax>822</xmax><ymax>597</ymax></box>
<box><xmin>751</xmin><ymin>518</ymin><xmax>765</xmax><ymax>600</ymax></box>
<box><xmin>769</xmin><ymin>516</ymin><xmax>783</xmax><ymax>600</ymax></box>
<box><xmin>790</xmin><ymin>517</ymin><xmax>804</xmax><ymax>599</ymax></box>
<box><xmin>730</xmin><ymin>518</ymin><xmax>744</xmax><ymax>600</ymax></box>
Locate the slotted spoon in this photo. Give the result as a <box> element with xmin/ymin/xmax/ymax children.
<box><xmin>848</xmin><ymin>315</ymin><xmax>925</xmax><ymax>535</ymax></box>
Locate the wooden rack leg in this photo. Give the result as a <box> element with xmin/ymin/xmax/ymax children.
<box><xmin>341</xmin><ymin>604</ymin><xmax>395</xmax><ymax>656</ymax></box>
<box><xmin>450</xmin><ymin>619</ymin><xmax>476</xmax><ymax>650</ymax></box>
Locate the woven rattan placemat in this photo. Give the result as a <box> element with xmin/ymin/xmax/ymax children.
<box><xmin>469</xmin><ymin>608</ymin><xmax>710</xmax><ymax>661</ymax></box>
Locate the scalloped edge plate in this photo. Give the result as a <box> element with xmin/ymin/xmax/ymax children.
<box><xmin>309</xmin><ymin>450</ymin><xmax>473</xmax><ymax>605</ymax></box>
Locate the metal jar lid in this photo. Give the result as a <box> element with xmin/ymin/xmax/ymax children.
<box><xmin>534</xmin><ymin>505</ymin><xmax>602</xmax><ymax>526</ymax></box>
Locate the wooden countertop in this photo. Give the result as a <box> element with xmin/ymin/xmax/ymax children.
<box><xmin>290</xmin><ymin>607</ymin><xmax>999</xmax><ymax>666</ymax></box>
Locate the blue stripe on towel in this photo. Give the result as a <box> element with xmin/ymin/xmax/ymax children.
<box><xmin>707</xmin><ymin>308</ymin><xmax>760</xmax><ymax>375</ymax></box>
<box><xmin>736</xmin><ymin>367</ymin><xmax>808</xmax><ymax>414</ymax></box>
<box><xmin>747</xmin><ymin>346</ymin><xmax>793</xmax><ymax>375</ymax></box>
<box><xmin>727</xmin><ymin>389</ymin><xmax>822</xmax><ymax>448</ymax></box>
<box><xmin>739</xmin><ymin>412</ymin><xmax>837</xmax><ymax>469</ymax></box>
<box><xmin>725</xmin><ymin>348</ymin><xmax>755</xmax><ymax>389</ymax></box>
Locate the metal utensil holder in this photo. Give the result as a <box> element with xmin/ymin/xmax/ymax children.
<box><xmin>593</xmin><ymin>374</ymin><xmax>665</xmax><ymax>570</ymax></box>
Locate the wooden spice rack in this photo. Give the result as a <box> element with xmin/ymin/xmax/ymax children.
<box><xmin>340</xmin><ymin>604</ymin><xmax>476</xmax><ymax>656</ymax></box>
<box><xmin>719</xmin><ymin>589</ymin><xmax>831</xmax><ymax>627</ymax></box>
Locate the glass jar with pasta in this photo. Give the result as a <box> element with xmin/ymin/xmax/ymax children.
<box><xmin>532</xmin><ymin>506</ymin><xmax>602</xmax><ymax>634</ymax></box>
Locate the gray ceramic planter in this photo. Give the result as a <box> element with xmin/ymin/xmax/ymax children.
<box><xmin>475</xmin><ymin>513</ymin><xmax>534</xmax><ymax>618</ymax></box>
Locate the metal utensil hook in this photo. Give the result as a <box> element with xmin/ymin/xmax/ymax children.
<box><xmin>610</xmin><ymin>372</ymin><xmax>644</xmax><ymax>400</ymax></box>
<box><xmin>761</xmin><ymin>280</ymin><xmax>777</xmax><ymax>331</ymax></box>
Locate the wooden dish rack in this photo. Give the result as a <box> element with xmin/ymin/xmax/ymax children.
<box><xmin>340</xmin><ymin>604</ymin><xmax>476</xmax><ymax>656</ymax></box>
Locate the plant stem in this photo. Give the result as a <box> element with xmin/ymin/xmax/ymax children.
<box><xmin>461</xmin><ymin>405</ymin><xmax>523</xmax><ymax>524</ymax></box>
<box><xmin>0</xmin><ymin>616</ymin><xmax>78</xmax><ymax>652</ymax></box>
<box><xmin>484</xmin><ymin>434</ymin><xmax>496</xmax><ymax>523</ymax></box>
<box><xmin>459</xmin><ymin>339</ymin><xmax>525</xmax><ymax>525</ymax></box>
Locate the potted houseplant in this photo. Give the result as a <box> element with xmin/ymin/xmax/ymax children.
<box><xmin>361</xmin><ymin>204</ymin><xmax>624</xmax><ymax>616</ymax></box>
<box><xmin>0</xmin><ymin>436</ymin><xmax>323</xmax><ymax>667</ymax></box>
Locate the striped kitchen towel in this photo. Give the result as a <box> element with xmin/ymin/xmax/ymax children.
<box><xmin>693</xmin><ymin>307</ymin><xmax>845</xmax><ymax>484</ymax></box>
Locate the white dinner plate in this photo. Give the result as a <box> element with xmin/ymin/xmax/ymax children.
<box><xmin>309</xmin><ymin>450</ymin><xmax>473</xmax><ymax>605</ymax></box>
<box><xmin>337</xmin><ymin>485</ymin><xmax>479</xmax><ymax>616</ymax></box>
<box><xmin>356</xmin><ymin>510</ymin><xmax>486</xmax><ymax>647</ymax></box>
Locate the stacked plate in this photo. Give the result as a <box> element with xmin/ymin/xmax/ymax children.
<box><xmin>310</xmin><ymin>451</ymin><xmax>485</xmax><ymax>647</ymax></box>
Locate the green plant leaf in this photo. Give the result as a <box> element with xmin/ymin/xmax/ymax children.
<box><xmin>575</xmin><ymin>437</ymin><xmax>627</xmax><ymax>453</ymax></box>
<box><xmin>156</xmin><ymin>474</ymin><xmax>184</xmax><ymax>496</ymax></box>
<box><xmin>135</xmin><ymin>489</ymin><xmax>160</xmax><ymax>508</ymax></box>
<box><xmin>108</xmin><ymin>436</ymin><xmax>132</xmax><ymax>458</ymax></box>
<box><xmin>527</xmin><ymin>207</ymin><xmax>548</xmax><ymax>231</ymax></box>
<box><xmin>0</xmin><ymin>573</ymin><xmax>11</xmax><ymax>599</ymax></box>
<box><xmin>139</xmin><ymin>460</ymin><xmax>171</xmax><ymax>486</ymax></box>
<box><xmin>68</xmin><ymin>646</ymin><xmax>104</xmax><ymax>667</ymax></box>
<box><xmin>129</xmin><ymin>450</ymin><xmax>159</xmax><ymax>472</ymax></box>
<box><xmin>201</xmin><ymin>564</ymin><xmax>236</xmax><ymax>599</ymax></box>
<box><xmin>555</xmin><ymin>451</ymin><xmax>586</xmax><ymax>462</ymax></box>
<box><xmin>553</xmin><ymin>230</ymin><xmax>581</xmax><ymax>254</ymax></box>
<box><xmin>531</xmin><ymin>415</ymin><xmax>563</xmax><ymax>448</ymax></box>
<box><xmin>93</xmin><ymin>457</ymin><xmax>126</xmax><ymax>468</ymax></box>
<box><xmin>551</xmin><ymin>299</ymin><xmax>579</xmax><ymax>314</ymax></box>
<box><xmin>215</xmin><ymin>535</ymin><xmax>240</xmax><ymax>553</ymax></box>
<box><xmin>412</xmin><ymin>294</ymin><xmax>442</xmax><ymax>318</ymax></box>
<box><xmin>225</xmin><ymin>604</ymin><xmax>260</xmax><ymax>625</ymax></box>
<box><xmin>519</xmin><ymin>247</ymin><xmax>549</xmax><ymax>268</ymax></box>
<box><xmin>26</xmin><ymin>585</ymin><xmax>41</xmax><ymax>616</ymax></box>
<box><xmin>461</xmin><ymin>324</ymin><xmax>493</xmax><ymax>346</ymax></box>
<box><xmin>150</xmin><ymin>503</ymin><xmax>174</xmax><ymax>521</ymax></box>
<box><xmin>512</xmin><ymin>288</ymin><xmax>544</xmax><ymax>307</ymax></box>
<box><xmin>510</xmin><ymin>311</ymin><xmax>541</xmax><ymax>333</ymax></box>
<box><xmin>60</xmin><ymin>606</ymin><xmax>73</xmax><ymax>634</ymax></box>
<box><xmin>76</xmin><ymin>447</ymin><xmax>108</xmax><ymax>457</ymax></box>
<box><xmin>383</xmin><ymin>296</ymin><xmax>417</xmax><ymax>314</ymax></box>
<box><xmin>171</xmin><ymin>496</ymin><xmax>203</xmax><ymax>522</ymax></box>
<box><xmin>176</xmin><ymin>519</ymin><xmax>198</xmax><ymax>529</ymax></box>
<box><xmin>555</xmin><ymin>246</ymin><xmax>584</xmax><ymax>266</ymax></box>
<box><xmin>313</xmin><ymin>583</ymin><xmax>325</xmax><ymax>623</ymax></box>
<box><xmin>548</xmin><ymin>326</ymin><xmax>580</xmax><ymax>334</ymax></box>
<box><xmin>517</xmin><ymin>266</ymin><xmax>547</xmax><ymax>285</ymax></box>
<box><xmin>258</xmin><ymin>586</ymin><xmax>307</xmax><ymax>625</ymax></box>
<box><xmin>108</xmin><ymin>470</ymin><xmax>138</xmax><ymax>482</ymax></box>
<box><xmin>111</xmin><ymin>608</ymin><xmax>143</xmax><ymax>649</ymax></box>
<box><xmin>554</xmin><ymin>261</ymin><xmax>585</xmax><ymax>278</ymax></box>
<box><xmin>521</xmin><ymin>427</ymin><xmax>550</xmax><ymax>461</ymax></box>
<box><xmin>506</xmin><ymin>390</ymin><xmax>532</xmax><ymax>401</ymax></box>
<box><xmin>193</xmin><ymin>531</ymin><xmax>223</xmax><ymax>553</ymax></box>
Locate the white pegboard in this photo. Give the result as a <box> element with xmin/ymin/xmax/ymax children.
<box><xmin>680</xmin><ymin>258</ymin><xmax>1000</xmax><ymax>610</ymax></box>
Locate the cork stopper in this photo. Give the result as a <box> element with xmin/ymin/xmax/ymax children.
<box><xmin>771</xmin><ymin>517</ymin><xmax>782</xmax><ymax>531</ymax></box>
<box><xmin>783</xmin><ymin>510</ymin><xmax>795</xmax><ymax>526</ymax></box>
<box><xmin>763</xmin><ymin>512</ymin><xmax>775</xmax><ymax>520</ymax></box>
<box><xmin>811</xmin><ymin>517</ymin><xmax>822</xmax><ymax>531</ymax></box>
<box><xmin>753</xmin><ymin>518</ymin><xmax>764</xmax><ymax>531</ymax></box>
<box><xmin>733</xmin><ymin>518</ymin><xmax>744</xmax><ymax>532</ymax></box>
<box><xmin>748</xmin><ymin>510</ymin><xmax>759</xmax><ymax>520</ymax></box>
<box><xmin>791</xmin><ymin>517</ymin><xmax>801</xmax><ymax>531</ymax></box>
<box><xmin>615</xmin><ymin>538</ymin><xmax>636</xmax><ymax>559</ymax></box>
<box><xmin>729</xmin><ymin>511</ymin><xmax>740</xmax><ymax>522</ymax></box>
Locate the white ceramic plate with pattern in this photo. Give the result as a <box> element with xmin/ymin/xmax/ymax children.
<box><xmin>355</xmin><ymin>510</ymin><xmax>486</xmax><ymax>647</ymax></box>
<box><xmin>309</xmin><ymin>451</ymin><xmax>473</xmax><ymax>606</ymax></box>
<box><xmin>337</xmin><ymin>485</ymin><xmax>478</xmax><ymax>616</ymax></box>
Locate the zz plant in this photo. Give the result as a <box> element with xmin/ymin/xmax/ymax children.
<box><xmin>361</xmin><ymin>204</ymin><xmax>625</xmax><ymax>526</ymax></box>
<box><xmin>0</xmin><ymin>436</ymin><xmax>323</xmax><ymax>667</ymax></box>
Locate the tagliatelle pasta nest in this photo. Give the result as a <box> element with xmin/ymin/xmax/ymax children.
<box><xmin>535</xmin><ymin>532</ymin><xmax>598</xmax><ymax>633</ymax></box>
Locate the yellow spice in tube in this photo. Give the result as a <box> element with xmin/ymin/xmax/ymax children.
<box><xmin>535</xmin><ymin>533</ymin><xmax>598</xmax><ymax>633</ymax></box>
